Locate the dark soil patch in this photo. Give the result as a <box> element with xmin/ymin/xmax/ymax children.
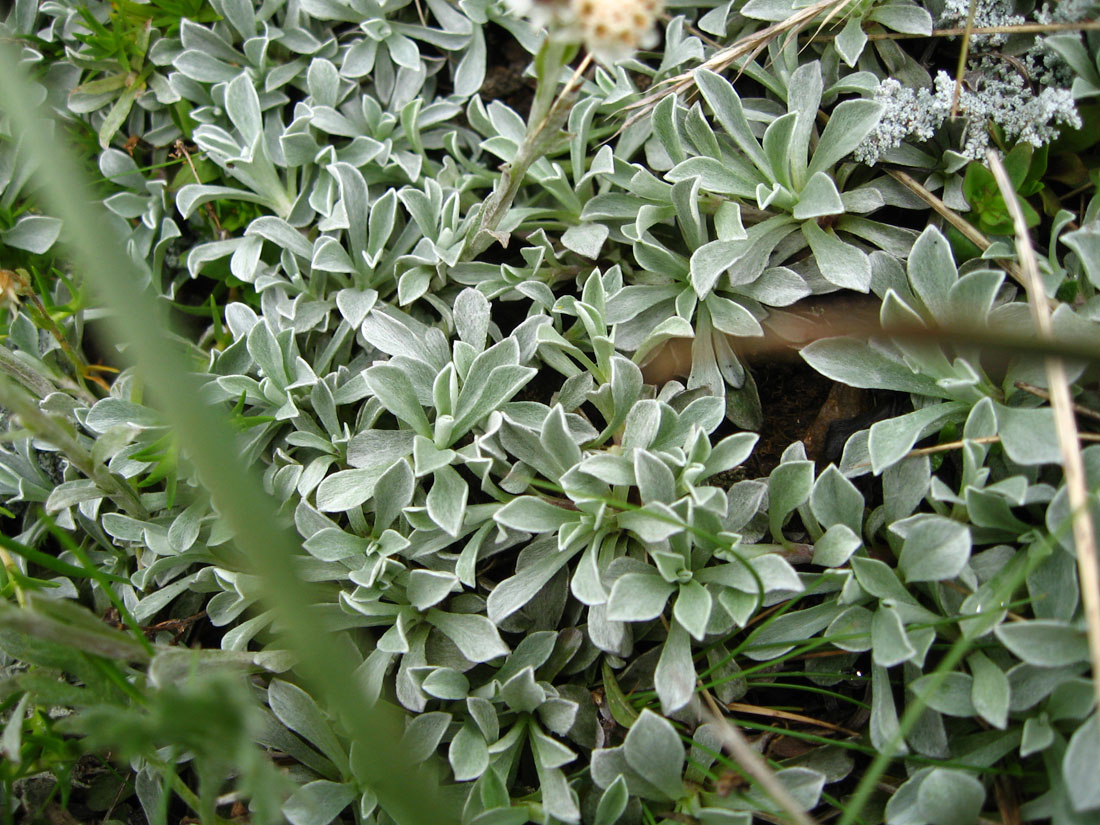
<box><xmin>739</xmin><ymin>356</ymin><xmax>835</xmax><ymax>479</ymax></box>
<box><xmin>481</xmin><ymin>24</ymin><xmax>536</xmax><ymax>119</ymax></box>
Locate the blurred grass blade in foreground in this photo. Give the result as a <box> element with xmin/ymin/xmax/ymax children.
<box><xmin>0</xmin><ymin>43</ymin><xmax>458</xmax><ymax>825</ymax></box>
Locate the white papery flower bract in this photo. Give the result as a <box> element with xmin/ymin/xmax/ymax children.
<box><xmin>504</xmin><ymin>0</ymin><xmax>664</xmax><ymax>64</ymax></box>
<box><xmin>572</xmin><ymin>0</ymin><xmax>663</xmax><ymax>63</ymax></box>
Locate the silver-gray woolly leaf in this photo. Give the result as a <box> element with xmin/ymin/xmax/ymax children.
<box><xmin>634</xmin><ymin>450</ymin><xmax>676</xmax><ymax>504</ymax></box>
<box><xmin>267</xmin><ymin>679</ymin><xmax>350</xmax><ymax>775</ymax></box>
<box><xmin>994</xmin><ymin>404</ymin><xmax>1061</xmax><ymax>465</ymax></box>
<box><xmin>967</xmin><ymin>652</ymin><xmax>1009</xmax><ymax>729</ymax></box>
<box><xmin>364</xmin><ymin>364</ymin><xmax>433</xmax><ymax>437</ymax></box>
<box><xmin>807</xmin><ymin>99</ymin><xmax>885</xmax><ymax>178</ymax></box>
<box><xmin>425</xmin><ymin>609</ymin><xmax>508</xmax><ymax>663</ymax></box>
<box><xmin>895</xmin><ymin>515</ymin><xmax>972</xmax><ymax>583</ymax></box>
<box><xmin>654</xmin><ymin>622</ymin><xmax>695</xmax><ymax>714</ymax></box>
<box><xmin>623</xmin><ymin>709</ymin><xmax>685</xmax><ymax>800</ymax></box>
<box><xmin>425</xmin><ymin>465</ymin><xmax>467</xmax><ymax>537</ymax></box>
<box><xmin>401</xmin><ymin>711</ymin><xmax>452</xmax><ymax>763</ymax></box>
<box><xmin>495</xmin><ymin>497</ymin><xmax>578</xmax><ymax>533</ymax></box>
<box><xmin>813</xmin><ymin>524</ymin><xmax>862</xmax><ymax>567</ymax></box>
<box><xmin>407</xmin><ymin>570</ymin><xmax>458</xmax><ymax>611</ymax></box>
<box><xmin>486</xmin><ymin>538</ymin><xmax>577</xmax><ymax>623</ymax></box>
<box><xmin>995</xmin><ymin>620</ymin><xmax>1091</xmax><ymax>667</ymax></box>
<box><xmin>871</xmin><ymin>603</ymin><xmax>916</xmax><ymax>667</ymax></box>
<box><xmin>672</xmin><ymin>580</ymin><xmax>712</xmax><ymax>641</ymax></box>
<box><xmin>420</xmin><ymin>668</ymin><xmax>470</xmax><ymax>700</ymax></box>
<box><xmin>801</xmin><ymin>221</ymin><xmax>871</xmax><ymax>292</ymax></box>
<box><xmin>768</xmin><ymin>459</ymin><xmax>814</xmax><ymax>541</ymax></box>
<box><xmin>453</xmin><ymin>287</ymin><xmax>490</xmax><ymax>351</ymax></box>
<box><xmin>283</xmin><ymin>780</ymin><xmax>356</xmax><ymax>825</ymax></box>
<box><xmin>606</xmin><ymin>573</ymin><xmax>675</xmax><ymax>622</ymax></box>
<box><xmin>870</xmin><ymin>665</ymin><xmax>908</xmax><ymax>757</ymax></box>
<box><xmin>593</xmin><ymin>775</ymin><xmax>629</xmax><ymax>825</ymax></box>
<box><xmin>869</xmin><ymin>403</ymin><xmax>968</xmax><ymax>474</ymax></box>
<box><xmin>500</xmin><ymin>666</ymin><xmax>545</xmax><ymax>715</ymax></box>
<box><xmin>449</xmin><ymin>722</ymin><xmax>490</xmax><ymax>782</ymax></box>
<box><xmin>1</xmin><ymin>215</ymin><xmax>62</xmax><ymax>254</ymax></box>
<box><xmin>801</xmin><ymin>338</ymin><xmax>944</xmax><ymax>396</ymax></box>
<box><xmin>915</xmin><ymin>769</ymin><xmax>986</xmax><ymax>825</ymax></box>
<box><xmin>792</xmin><ymin>171</ymin><xmax>845</xmax><ymax>220</ymax></box>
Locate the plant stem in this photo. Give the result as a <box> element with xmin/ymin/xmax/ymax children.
<box><xmin>463</xmin><ymin>45</ymin><xmax>591</xmax><ymax>260</ymax></box>
<box><xmin>950</xmin><ymin>0</ymin><xmax>979</xmax><ymax>117</ymax></box>
<box><xmin>988</xmin><ymin>149</ymin><xmax>1100</xmax><ymax>735</ymax></box>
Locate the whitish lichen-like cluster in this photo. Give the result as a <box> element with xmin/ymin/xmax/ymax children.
<box><xmin>853</xmin><ymin>75</ymin><xmax>954</xmax><ymax>165</ymax></box>
<box><xmin>940</xmin><ymin>0</ymin><xmax>1023</xmax><ymax>46</ymax></box>
<box><xmin>1036</xmin><ymin>0</ymin><xmax>1097</xmax><ymax>24</ymax></box>
<box><xmin>855</xmin><ymin>68</ymin><xmax>1081</xmax><ymax>164</ymax></box>
<box><xmin>855</xmin><ymin>0</ymin><xmax>1086</xmax><ymax>165</ymax></box>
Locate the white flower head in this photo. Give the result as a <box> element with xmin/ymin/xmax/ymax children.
<box><xmin>571</xmin><ymin>0</ymin><xmax>664</xmax><ymax>64</ymax></box>
<box><xmin>504</xmin><ymin>0</ymin><xmax>664</xmax><ymax>65</ymax></box>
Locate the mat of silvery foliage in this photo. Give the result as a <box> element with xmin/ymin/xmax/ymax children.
<box><xmin>1</xmin><ymin>0</ymin><xmax>1099</xmax><ymax>823</ymax></box>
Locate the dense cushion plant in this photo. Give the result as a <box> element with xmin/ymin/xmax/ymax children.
<box><xmin>1</xmin><ymin>0</ymin><xmax>1100</xmax><ymax>823</ymax></box>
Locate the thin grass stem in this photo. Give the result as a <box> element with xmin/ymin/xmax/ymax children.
<box><xmin>987</xmin><ymin>149</ymin><xmax>1100</xmax><ymax>734</ymax></box>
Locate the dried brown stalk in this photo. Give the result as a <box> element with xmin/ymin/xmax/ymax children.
<box><xmin>852</xmin><ymin>433</ymin><xmax>1100</xmax><ymax>469</ymax></box>
<box><xmin>724</xmin><ymin>702</ymin><xmax>861</xmax><ymax>737</ymax></box>
<box><xmin>700</xmin><ymin>688</ymin><xmax>822</xmax><ymax>825</ymax></box>
<box><xmin>886</xmin><ymin>168</ymin><xmax>1029</xmax><ymax>289</ymax></box>
<box><xmin>624</xmin><ymin>0</ymin><xmax>853</xmax><ymax>121</ymax></box>
<box><xmin>987</xmin><ymin>150</ymin><xmax>1100</xmax><ymax>732</ymax></box>
<box><xmin>951</xmin><ymin>0</ymin><xmax>980</xmax><ymax>117</ymax></box>
<box><xmin>1015</xmin><ymin>380</ymin><xmax>1100</xmax><ymax>423</ymax></box>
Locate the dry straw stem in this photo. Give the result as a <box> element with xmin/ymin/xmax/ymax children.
<box><xmin>852</xmin><ymin>432</ymin><xmax>1100</xmax><ymax>469</ymax></box>
<box><xmin>886</xmin><ymin>168</ymin><xmax>1029</xmax><ymax>289</ymax></box>
<box><xmin>950</xmin><ymin>0</ymin><xmax>979</xmax><ymax>117</ymax></box>
<box><xmin>700</xmin><ymin>688</ymin><xmax>822</xmax><ymax>825</ymax></box>
<box><xmin>723</xmin><ymin>702</ymin><xmax>860</xmax><ymax>736</ymax></box>
<box><xmin>807</xmin><ymin>19</ymin><xmax>1100</xmax><ymax>41</ymax></box>
<box><xmin>986</xmin><ymin>149</ymin><xmax>1100</xmax><ymax>730</ymax></box>
<box><xmin>1015</xmin><ymin>379</ymin><xmax>1100</xmax><ymax>422</ymax></box>
<box><xmin>625</xmin><ymin>0</ymin><xmax>853</xmax><ymax>120</ymax></box>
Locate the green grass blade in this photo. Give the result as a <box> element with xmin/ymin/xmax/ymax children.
<box><xmin>0</xmin><ymin>45</ymin><xmax>457</xmax><ymax>825</ymax></box>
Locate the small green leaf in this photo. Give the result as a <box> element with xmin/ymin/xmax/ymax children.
<box><xmin>673</xmin><ymin>580</ymin><xmax>712</xmax><ymax>641</ymax></box>
<box><xmin>916</xmin><ymin>769</ymin><xmax>986</xmax><ymax>825</ymax></box>
<box><xmin>450</xmin><ymin>722</ymin><xmax>490</xmax><ymax>782</ymax></box>
<box><xmin>594</xmin><ymin>775</ymin><xmax>629</xmax><ymax>825</ymax></box>
<box><xmin>897</xmin><ymin>515</ymin><xmax>971</xmax><ymax>583</ymax></box>
<box><xmin>624</xmin><ymin>709</ymin><xmax>685</xmax><ymax>800</ymax></box>
<box><xmin>495</xmin><ymin>497</ymin><xmax>578</xmax><ymax>532</ymax></box>
<box><xmin>968</xmin><ymin>652</ymin><xmax>1009</xmax><ymax>729</ymax></box>
<box><xmin>606</xmin><ymin>573</ymin><xmax>675</xmax><ymax>622</ymax></box>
